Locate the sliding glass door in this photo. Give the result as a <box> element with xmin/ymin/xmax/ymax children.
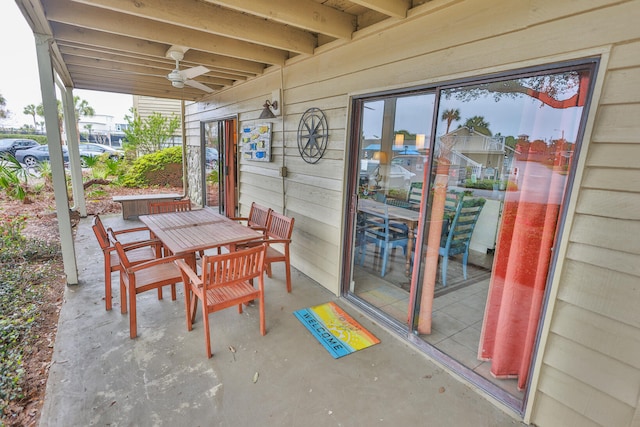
<box><xmin>202</xmin><ymin>118</ymin><xmax>237</xmax><ymax>216</ymax></box>
<box><xmin>344</xmin><ymin>60</ymin><xmax>597</xmax><ymax>409</ymax></box>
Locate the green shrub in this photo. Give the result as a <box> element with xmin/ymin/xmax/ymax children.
<box><xmin>120</xmin><ymin>146</ymin><xmax>183</xmax><ymax>188</ymax></box>
<box><xmin>206</xmin><ymin>169</ymin><xmax>219</xmax><ymax>185</ymax></box>
<box><xmin>0</xmin><ymin>215</ymin><xmax>60</xmax><ymax>414</ymax></box>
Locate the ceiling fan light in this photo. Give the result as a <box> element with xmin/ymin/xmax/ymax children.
<box><xmin>172</xmin><ymin>81</ymin><xmax>185</xmax><ymax>89</ymax></box>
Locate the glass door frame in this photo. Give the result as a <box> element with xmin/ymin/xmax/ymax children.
<box><xmin>342</xmin><ymin>58</ymin><xmax>600</xmax><ymax>415</ymax></box>
<box><xmin>201</xmin><ymin>116</ymin><xmax>238</xmax><ymax>216</ymax></box>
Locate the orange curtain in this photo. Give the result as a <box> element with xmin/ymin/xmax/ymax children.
<box><xmin>478</xmin><ymin>148</ymin><xmax>567</xmax><ymax>390</ymax></box>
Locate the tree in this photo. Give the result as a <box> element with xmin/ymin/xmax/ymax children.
<box><xmin>23</xmin><ymin>104</ymin><xmax>38</xmax><ymax>129</ymax></box>
<box><xmin>74</xmin><ymin>96</ymin><xmax>95</xmax><ymax>142</ymax></box>
<box><xmin>84</xmin><ymin>124</ymin><xmax>93</xmax><ymax>142</ymax></box>
<box><xmin>463</xmin><ymin>115</ymin><xmax>492</xmax><ymax>136</ymax></box>
<box><xmin>443</xmin><ymin>70</ymin><xmax>591</xmax><ymax>109</ymax></box>
<box><xmin>441</xmin><ymin>108</ymin><xmax>460</xmax><ymax>133</ymax></box>
<box><xmin>123</xmin><ymin>108</ymin><xmax>181</xmax><ymax>155</ymax></box>
<box><xmin>36</xmin><ymin>101</ymin><xmax>64</xmax><ymax>139</ymax></box>
<box><xmin>0</xmin><ymin>93</ymin><xmax>8</xmax><ymax>119</ymax></box>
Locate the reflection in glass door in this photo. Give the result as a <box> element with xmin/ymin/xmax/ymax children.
<box><xmin>346</xmin><ymin>61</ymin><xmax>597</xmax><ymax>409</ymax></box>
<box><xmin>349</xmin><ymin>94</ymin><xmax>435</xmax><ymax>324</ymax></box>
<box><xmin>202</xmin><ymin>119</ymin><xmax>237</xmax><ymax>216</ymax></box>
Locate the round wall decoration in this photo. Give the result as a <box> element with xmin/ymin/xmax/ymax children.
<box><xmin>297</xmin><ymin>107</ymin><xmax>328</xmax><ymax>164</ymax></box>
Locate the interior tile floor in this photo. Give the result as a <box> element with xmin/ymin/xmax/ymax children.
<box><xmin>353</xmin><ymin>248</ymin><xmax>525</xmax><ymax>401</ymax></box>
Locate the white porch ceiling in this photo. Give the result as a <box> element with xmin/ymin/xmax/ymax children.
<box><xmin>15</xmin><ymin>0</ymin><xmax>432</xmax><ymax>101</ymax></box>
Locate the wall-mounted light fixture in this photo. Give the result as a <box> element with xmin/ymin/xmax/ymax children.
<box><xmin>258</xmin><ymin>89</ymin><xmax>282</xmax><ymax>119</ymax></box>
<box><xmin>259</xmin><ymin>100</ymin><xmax>278</xmax><ymax>119</ymax></box>
<box><xmin>416</xmin><ymin>133</ymin><xmax>426</xmax><ymax>150</ymax></box>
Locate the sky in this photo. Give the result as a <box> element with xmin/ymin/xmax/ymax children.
<box><xmin>0</xmin><ymin>2</ymin><xmax>133</xmax><ymax>129</ymax></box>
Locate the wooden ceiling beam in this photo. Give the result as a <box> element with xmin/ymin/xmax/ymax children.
<box><xmin>63</xmin><ymin>56</ymin><xmax>235</xmax><ymax>88</ymax></box>
<box><xmin>71</xmin><ymin>79</ymin><xmax>202</xmax><ymax>101</ymax></box>
<box><xmin>70</xmin><ymin>0</ymin><xmax>317</xmax><ymax>54</ymax></box>
<box><xmin>204</xmin><ymin>0</ymin><xmax>355</xmax><ymax>39</ymax></box>
<box><xmin>349</xmin><ymin>0</ymin><xmax>409</xmax><ymax>19</ymax></box>
<box><xmin>44</xmin><ymin>0</ymin><xmax>288</xmax><ymax>65</ymax></box>
<box><xmin>58</xmin><ymin>44</ymin><xmax>250</xmax><ymax>81</ymax></box>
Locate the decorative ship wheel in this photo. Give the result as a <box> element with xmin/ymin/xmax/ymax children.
<box><xmin>297</xmin><ymin>108</ymin><xmax>328</xmax><ymax>164</ymax></box>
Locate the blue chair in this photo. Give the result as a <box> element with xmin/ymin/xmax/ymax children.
<box><xmin>359</xmin><ymin>204</ymin><xmax>409</xmax><ymax>277</ymax></box>
<box><xmin>439</xmin><ymin>195</ymin><xmax>486</xmax><ymax>286</ymax></box>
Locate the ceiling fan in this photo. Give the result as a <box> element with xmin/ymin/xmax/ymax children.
<box><xmin>166</xmin><ymin>47</ymin><xmax>213</xmax><ymax>93</ymax></box>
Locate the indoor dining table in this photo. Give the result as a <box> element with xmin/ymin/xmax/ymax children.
<box><xmin>358</xmin><ymin>198</ymin><xmax>420</xmax><ymax>276</ymax></box>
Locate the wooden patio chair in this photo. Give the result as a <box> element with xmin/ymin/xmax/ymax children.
<box><xmin>175</xmin><ymin>244</ymin><xmax>267</xmax><ymax>358</ymax></box>
<box><xmin>239</xmin><ymin>211</ymin><xmax>295</xmax><ymax>292</ymax></box>
<box><xmin>110</xmin><ymin>230</ymin><xmax>183</xmax><ymax>339</ymax></box>
<box><xmin>148</xmin><ymin>198</ymin><xmax>192</xmax><ymax>214</ymax></box>
<box><xmin>229</xmin><ymin>202</ymin><xmax>272</xmax><ymax>234</ymax></box>
<box><xmin>91</xmin><ymin>214</ymin><xmax>159</xmax><ymax>311</ymax></box>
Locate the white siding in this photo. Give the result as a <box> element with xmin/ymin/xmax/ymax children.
<box><xmin>185</xmin><ymin>1</ymin><xmax>640</xmax><ymax>424</ymax></box>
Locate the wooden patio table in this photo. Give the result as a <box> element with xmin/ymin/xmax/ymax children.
<box><xmin>358</xmin><ymin>198</ymin><xmax>420</xmax><ymax>276</ymax></box>
<box><xmin>139</xmin><ymin>207</ymin><xmax>265</xmax><ymax>323</ymax></box>
<box><xmin>139</xmin><ymin>207</ymin><xmax>263</xmax><ymax>264</ymax></box>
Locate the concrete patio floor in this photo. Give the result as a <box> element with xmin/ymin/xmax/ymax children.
<box><xmin>39</xmin><ymin>213</ymin><xmax>523</xmax><ymax>426</ymax></box>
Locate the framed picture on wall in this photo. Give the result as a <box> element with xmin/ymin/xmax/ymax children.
<box><xmin>240</xmin><ymin>123</ymin><xmax>271</xmax><ymax>162</ymax></box>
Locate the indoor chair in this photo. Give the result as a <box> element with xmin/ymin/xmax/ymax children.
<box><xmin>439</xmin><ymin>196</ymin><xmax>486</xmax><ymax>286</ymax></box>
<box><xmin>359</xmin><ymin>204</ymin><xmax>409</xmax><ymax>277</ymax></box>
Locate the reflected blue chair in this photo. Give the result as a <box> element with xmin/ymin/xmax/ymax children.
<box><xmin>439</xmin><ymin>196</ymin><xmax>486</xmax><ymax>286</ymax></box>
<box><xmin>359</xmin><ymin>204</ymin><xmax>409</xmax><ymax>277</ymax></box>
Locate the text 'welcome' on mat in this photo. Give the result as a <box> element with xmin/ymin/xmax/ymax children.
<box><xmin>294</xmin><ymin>302</ymin><xmax>380</xmax><ymax>358</ymax></box>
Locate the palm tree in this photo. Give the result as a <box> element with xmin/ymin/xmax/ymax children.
<box><xmin>74</xmin><ymin>96</ymin><xmax>95</xmax><ymax>143</ymax></box>
<box><xmin>441</xmin><ymin>108</ymin><xmax>460</xmax><ymax>133</ymax></box>
<box><xmin>84</xmin><ymin>124</ymin><xmax>93</xmax><ymax>142</ymax></box>
<box><xmin>24</xmin><ymin>104</ymin><xmax>38</xmax><ymax>129</ymax></box>
<box><xmin>463</xmin><ymin>115</ymin><xmax>492</xmax><ymax>136</ymax></box>
<box><xmin>37</xmin><ymin>101</ymin><xmax>64</xmax><ymax>140</ymax></box>
<box><xmin>0</xmin><ymin>93</ymin><xmax>8</xmax><ymax>119</ymax></box>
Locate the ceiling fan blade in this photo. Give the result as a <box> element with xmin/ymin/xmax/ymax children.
<box><xmin>184</xmin><ymin>79</ymin><xmax>214</xmax><ymax>93</ymax></box>
<box><xmin>182</xmin><ymin>65</ymin><xmax>209</xmax><ymax>80</ymax></box>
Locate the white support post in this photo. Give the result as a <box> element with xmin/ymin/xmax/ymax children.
<box><xmin>34</xmin><ymin>33</ymin><xmax>78</xmax><ymax>285</ymax></box>
<box><xmin>61</xmin><ymin>86</ymin><xmax>87</xmax><ymax>217</ymax></box>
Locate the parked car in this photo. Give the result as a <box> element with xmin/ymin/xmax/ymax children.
<box><xmin>368</xmin><ymin>164</ymin><xmax>416</xmax><ymax>190</ymax></box>
<box><xmin>0</xmin><ymin>138</ymin><xmax>40</xmax><ymax>157</ymax></box>
<box><xmin>15</xmin><ymin>145</ymin><xmax>69</xmax><ymax>168</ymax></box>
<box><xmin>205</xmin><ymin>147</ymin><xmax>219</xmax><ymax>169</ymax></box>
<box><xmin>391</xmin><ymin>154</ymin><xmax>429</xmax><ymax>181</ymax></box>
<box><xmin>78</xmin><ymin>143</ymin><xmax>124</xmax><ymax>161</ymax></box>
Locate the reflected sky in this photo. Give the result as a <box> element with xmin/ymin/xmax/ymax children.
<box><xmin>363</xmin><ymin>91</ymin><xmax>582</xmax><ymax>143</ymax></box>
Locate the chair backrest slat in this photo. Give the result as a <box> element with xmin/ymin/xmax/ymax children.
<box><xmin>266</xmin><ymin>211</ymin><xmax>295</xmax><ymax>240</ymax></box>
<box><xmin>248</xmin><ymin>203</ymin><xmax>271</xmax><ymax>229</ymax></box>
<box><xmin>148</xmin><ymin>199</ymin><xmax>192</xmax><ymax>214</ymax></box>
<box><xmin>92</xmin><ymin>215</ymin><xmax>110</xmax><ymax>251</ymax></box>
<box><xmin>202</xmin><ymin>244</ymin><xmax>265</xmax><ymax>289</ymax></box>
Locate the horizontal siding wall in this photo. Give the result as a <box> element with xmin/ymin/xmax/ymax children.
<box><xmin>184</xmin><ymin>1</ymin><xmax>640</xmax><ymax>424</ymax></box>
<box><xmin>537</xmin><ymin>30</ymin><xmax>640</xmax><ymax>427</ymax></box>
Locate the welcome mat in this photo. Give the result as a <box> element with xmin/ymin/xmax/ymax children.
<box><xmin>294</xmin><ymin>302</ymin><xmax>380</xmax><ymax>358</ymax></box>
